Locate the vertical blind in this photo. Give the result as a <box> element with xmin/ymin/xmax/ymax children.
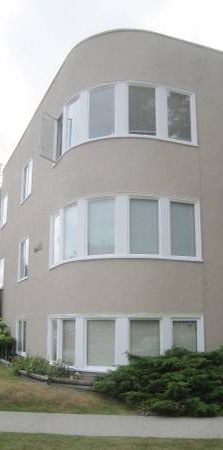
<box><xmin>130</xmin><ymin>199</ymin><xmax>159</xmax><ymax>254</ymax></box>
<box><xmin>62</xmin><ymin>320</ymin><xmax>75</xmax><ymax>365</ymax></box>
<box><xmin>168</xmin><ymin>91</ymin><xmax>191</xmax><ymax>141</ymax></box>
<box><xmin>171</xmin><ymin>202</ymin><xmax>195</xmax><ymax>256</ymax></box>
<box><xmin>88</xmin><ymin>199</ymin><xmax>114</xmax><ymax>255</ymax></box>
<box><xmin>129</xmin><ymin>86</ymin><xmax>156</xmax><ymax>135</ymax></box>
<box><xmin>173</xmin><ymin>321</ymin><xmax>197</xmax><ymax>351</ymax></box>
<box><xmin>87</xmin><ymin>320</ymin><xmax>115</xmax><ymax>366</ymax></box>
<box><xmin>130</xmin><ymin>320</ymin><xmax>160</xmax><ymax>356</ymax></box>
<box><xmin>89</xmin><ymin>86</ymin><xmax>115</xmax><ymax>139</ymax></box>
<box><xmin>64</xmin><ymin>205</ymin><xmax>78</xmax><ymax>259</ymax></box>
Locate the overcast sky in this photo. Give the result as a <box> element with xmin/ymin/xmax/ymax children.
<box><xmin>1</xmin><ymin>0</ymin><xmax>223</xmax><ymax>164</ymax></box>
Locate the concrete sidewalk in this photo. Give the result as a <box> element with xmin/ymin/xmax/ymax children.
<box><xmin>0</xmin><ymin>411</ymin><xmax>223</xmax><ymax>438</ymax></box>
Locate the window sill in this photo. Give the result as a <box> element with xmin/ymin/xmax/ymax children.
<box><xmin>53</xmin><ymin>134</ymin><xmax>198</xmax><ymax>165</ymax></box>
<box><xmin>50</xmin><ymin>254</ymin><xmax>203</xmax><ymax>270</ymax></box>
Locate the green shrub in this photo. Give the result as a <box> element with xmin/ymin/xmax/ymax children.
<box><xmin>0</xmin><ymin>318</ymin><xmax>15</xmax><ymax>360</ymax></box>
<box><xmin>94</xmin><ymin>347</ymin><xmax>223</xmax><ymax>417</ymax></box>
<box><xmin>11</xmin><ymin>356</ymin><xmax>68</xmax><ymax>377</ymax></box>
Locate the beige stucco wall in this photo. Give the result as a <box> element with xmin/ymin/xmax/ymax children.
<box><xmin>1</xmin><ymin>30</ymin><xmax>223</xmax><ymax>356</ymax></box>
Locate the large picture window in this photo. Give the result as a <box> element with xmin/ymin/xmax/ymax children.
<box><xmin>130</xmin><ymin>199</ymin><xmax>159</xmax><ymax>254</ymax></box>
<box><xmin>89</xmin><ymin>86</ymin><xmax>115</xmax><ymax>139</ymax></box>
<box><xmin>170</xmin><ymin>202</ymin><xmax>196</xmax><ymax>257</ymax></box>
<box><xmin>88</xmin><ymin>198</ymin><xmax>115</xmax><ymax>255</ymax></box>
<box><xmin>172</xmin><ymin>320</ymin><xmax>197</xmax><ymax>351</ymax></box>
<box><xmin>130</xmin><ymin>320</ymin><xmax>160</xmax><ymax>357</ymax></box>
<box><xmin>87</xmin><ymin>320</ymin><xmax>115</xmax><ymax>366</ymax></box>
<box><xmin>129</xmin><ymin>85</ymin><xmax>156</xmax><ymax>135</ymax></box>
<box><xmin>167</xmin><ymin>91</ymin><xmax>191</xmax><ymax>141</ymax></box>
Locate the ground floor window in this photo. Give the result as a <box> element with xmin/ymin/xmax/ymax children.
<box><xmin>48</xmin><ymin>315</ymin><xmax>204</xmax><ymax>371</ymax></box>
<box><xmin>16</xmin><ymin>320</ymin><xmax>27</xmax><ymax>356</ymax></box>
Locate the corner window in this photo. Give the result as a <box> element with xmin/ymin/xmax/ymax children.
<box><xmin>130</xmin><ymin>319</ymin><xmax>160</xmax><ymax>357</ymax></box>
<box><xmin>87</xmin><ymin>319</ymin><xmax>115</xmax><ymax>366</ymax></box>
<box><xmin>18</xmin><ymin>237</ymin><xmax>29</xmax><ymax>280</ymax></box>
<box><xmin>167</xmin><ymin>91</ymin><xmax>191</xmax><ymax>141</ymax></box>
<box><xmin>0</xmin><ymin>258</ymin><xmax>4</xmax><ymax>289</ymax></box>
<box><xmin>88</xmin><ymin>198</ymin><xmax>115</xmax><ymax>255</ymax></box>
<box><xmin>21</xmin><ymin>159</ymin><xmax>33</xmax><ymax>202</ymax></box>
<box><xmin>172</xmin><ymin>320</ymin><xmax>197</xmax><ymax>351</ymax></box>
<box><xmin>130</xmin><ymin>199</ymin><xmax>159</xmax><ymax>254</ymax></box>
<box><xmin>129</xmin><ymin>85</ymin><xmax>156</xmax><ymax>135</ymax></box>
<box><xmin>170</xmin><ymin>202</ymin><xmax>196</xmax><ymax>257</ymax></box>
<box><xmin>0</xmin><ymin>194</ymin><xmax>8</xmax><ymax>228</ymax></box>
<box><xmin>89</xmin><ymin>86</ymin><xmax>115</xmax><ymax>139</ymax></box>
<box><xmin>17</xmin><ymin>320</ymin><xmax>27</xmax><ymax>355</ymax></box>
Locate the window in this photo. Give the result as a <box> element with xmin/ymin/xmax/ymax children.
<box><xmin>21</xmin><ymin>159</ymin><xmax>33</xmax><ymax>202</ymax></box>
<box><xmin>170</xmin><ymin>202</ymin><xmax>196</xmax><ymax>257</ymax></box>
<box><xmin>17</xmin><ymin>320</ymin><xmax>27</xmax><ymax>355</ymax></box>
<box><xmin>18</xmin><ymin>238</ymin><xmax>29</xmax><ymax>280</ymax></box>
<box><xmin>56</xmin><ymin>115</ymin><xmax>63</xmax><ymax>159</ymax></box>
<box><xmin>0</xmin><ymin>258</ymin><xmax>4</xmax><ymax>289</ymax></box>
<box><xmin>130</xmin><ymin>320</ymin><xmax>160</xmax><ymax>356</ymax></box>
<box><xmin>89</xmin><ymin>86</ymin><xmax>115</xmax><ymax>139</ymax></box>
<box><xmin>87</xmin><ymin>320</ymin><xmax>115</xmax><ymax>366</ymax></box>
<box><xmin>52</xmin><ymin>213</ymin><xmax>61</xmax><ymax>265</ymax></box>
<box><xmin>67</xmin><ymin>96</ymin><xmax>81</xmax><ymax>148</ymax></box>
<box><xmin>129</xmin><ymin>85</ymin><xmax>156</xmax><ymax>135</ymax></box>
<box><xmin>0</xmin><ymin>194</ymin><xmax>8</xmax><ymax>227</ymax></box>
<box><xmin>88</xmin><ymin>198</ymin><xmax>115</xmax><ymax>255</ymax></box>
<box><xmin>64</xmin><ymin>204</ymin><xmax>78</xmax><ymax>259</ymax></box>
<box><xmin>167</xmin><ymin>91</ymin><xmax>191</xmax><ymax>141</ymax></box>
<box><xmin>172</xmin><ymin>320</ymin><xmax>197</xmax><ymax>351</ymax></box>
<box><xmin>62</xmin><ymin>320</ymin><xmax>75</xmax><ymax>365</ymax></box>
<box><xmin>130</xmin><ymin>199</ymin><xmax>158</xmax><ymax>254</ymax></box>
<box><xmin>51</xmin><ymin>319</ymin><xmax>58</xmax><ymax>361</ymax></box>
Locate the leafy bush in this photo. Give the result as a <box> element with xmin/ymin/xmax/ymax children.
<box><xmin>94</xmin><ymin>347</ymin><xmax>223</xmax><ymax>417</ymax></box>
<box><xmin>11</xmin><ymin>356</ymin><xmax>69</xmax><ymax>378</ymax></box>
<box><xmin>0</xmin><ymin>318</ymin><xmax>16</xmax><ymax>360</ymax></box>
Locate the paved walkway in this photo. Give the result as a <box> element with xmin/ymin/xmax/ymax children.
<box><xmin>0</xmin><ymin>411</ymin><xmax>223</xmax><ymax>438</ymax></box>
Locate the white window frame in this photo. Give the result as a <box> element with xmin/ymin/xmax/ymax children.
<box><xmin>47</xmin><ymin>314</ymin><xmax>204</xmax><ymax>372</ymax></box>
<box><xmin>18</xmin><ymin>236</ymin><xmax>29</xmax><ymax>282</ymax></box>
<box><xmin>0</xmin><ymin>194</ymin><xmax>8</xmax><ymax>228</ymax></box>
<box><xmin>16</xmin><ymin>319</ymin><xmax>27</xmax><ymax>357</ymax></box>
<box><xmin>55</xmin><ymin>81</ymin><xmax>197</xmax><ymax>162</ymax></box>
<box><xmin>49</xmin><ymin>194</ymin><xmax>202</xmax><ymax>268</ymax></box>
<box><xmin>21</xmin><ymin>158</ymin><xmax>33</xmax><ymax>203</ymax></box>
<box><xmin>0</xmin><ymin>257</ymin><xmax>5</xmax><ymax>289</ymax></box>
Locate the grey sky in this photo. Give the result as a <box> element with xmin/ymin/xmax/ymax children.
<box><xmin>1</xmin><ymin>0</ymin><xmax>223</xmax><ymax>164</ymax></box>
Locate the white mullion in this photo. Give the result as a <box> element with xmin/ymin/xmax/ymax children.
<box><xmin>57</xmin><ymin>319</ymin><xmax>63</xmax><ymax>361</ymax></box>
<box><xmin>77</xmin><ymin>199</ymin><xmax>87</xmax><ymax>257</ymax></box>
<box><xmin>115</xmin><ymin>195</ymin><xmax>129</xmax><ymax>254</ymax></box>
<box><xmin>115</xmin><ymin>82</ymin><xmax>128</xmax><ymax>136</ymax></box>
<box><xmin>160</xmin><ymin>317</ymin><xmax>172</xmax><ymax>354</ymax></box>
<box><xmin>159</xmin><ymin>198</ymin><xmax>170</xmax><ymax>257</ymax></box>
<box><xmin>115</xmin><ymin>317</ymin><xmax>129</xmax><ymax>365</ymax></box>
<box><xmin>156</xmin><ymin>87</ymin><xmax>168</xmax><ymax>139</ymax></box>
<box><xmin>194</xmin><ymin>201</ymin><xmax>202</xmax><ymax>259</ymax></box>
<box><xmin>80</xmin><ymin>90</ymin><xmax>89</xmax><ymax>143</ymax></box>
<box><xmin>75</xmin><ymin>317</ymin><xmax>85</xmax><ymax>368</ymax></box>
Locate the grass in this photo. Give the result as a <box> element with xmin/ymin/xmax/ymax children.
<box><xmin>0</xmin><ymin>434</ymin><xmax>223</xmax><ymax>450</ymax></box>
<box><xmin>0</xmin><ymin>363</ymin><xmax>133</xmax><ymax>415</ymax></box>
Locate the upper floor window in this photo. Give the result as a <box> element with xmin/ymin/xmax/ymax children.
<box><xmin>89</xmin><ymin>86</ymin><xmax>115</xmax><ymax>139</ymax></box>
<box><xmin>129</xmin><ymin>85</ymin><xmax>156</xmax><ymax>136</ymax></box>
<box><xmin>167</xmin><ymin>91</ymin><xmax>191</xmax><ymax>142</ymax></box>
<box><xmin>50</xmin><ymin>195</ymin><xmax>201</xmax><ymax>266</ymax></box>
<box><xmin>0</xmin><ymin>194</ymin><xmax>8</xmax><ymax>228</ymax></box>
<box><xmin>56</xmin><ymin>115</ymin><xmax>63</xmax><ymax>159</ymax></box>
<box><xmin>67</xmin><ymin>96</ymin><xmax>81</xmax><ymax>148</ymax></box>
<box><xmin>0</xmin><ymin>258</ymin><xmax>5</xmax><ymax>289</ymax></box>
<box><xmin>21</xmin><ymin>159</ymin><xmax>33</xmax><ymax>203</ymax></box>
<box><xmin>18</xmin><ymin>237</ymin><xmax>29</xmax><ymax>281</ymax></box>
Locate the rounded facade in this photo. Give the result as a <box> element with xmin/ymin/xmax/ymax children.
<box><xmin>1</xmin><ymin>30</ymin><xmax>223</xmax><ymax>371</ymax></box>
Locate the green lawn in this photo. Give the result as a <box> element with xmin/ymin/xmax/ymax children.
<box><xmin>0</xmin><ymin>363</ymin><xmax>133</xmax><ymax>415</ymax></box>
<box><xmin>0</xmin><ymin>434</ymin><xmax>223</xmax><ymax>450</ymax></box>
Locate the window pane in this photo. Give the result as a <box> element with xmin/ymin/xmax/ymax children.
<box><xmin>56</xmin><ymin>115</ymin><xmax>63</xmax><ymax>159</ymax></box>
<box><xmin>1</xmin><ymin>195</ymin><xmax>8</xmax><ymax>227</ymax></box>
<box><xmin>53</xmin><ymin>214</ymin><xmax>61</xmax><ymax>264</ymax></box>
<box><xmin>64</xmin><ymin>205</ymin><xmax>78</xmax><ymax>260</ymax></box>
<box><xmin>20</xmin><ymin>239</ymin><xmax>29</xmax><ymax>278</ymax></box>
<box><xmin>168</xmin><ymin>91</ymin><xmax>191</xmax><ymax>141</ymax></box>
<box><xmin>173</xmin><ymin>321</ymin><xmax>197</xmax><ymax>351</ymax></box>
<box><xmin>0</xmin><ymin>259</ymin><xmax>4</xmax><ymax>289</ymax></box>
<box><xmin>129</xmin><ymin>86</ymin><xmax>156</xmax><ymax>135</ymax></box>
<box><xmin>62</xmin><ymin>320</ymin><xmax>75</xmax><ymax>365</ymax></box>
<box><xmin>89</xmin><ymin>86</ymin><xmax>114</xmax><ymax>139</ymax></box>
<box><xmin>130</xmin><ymin>320</ymin><xmax>160</xmax><ymax>357</ymax></box>
<box><xmin>67</xmin><ymin>97</ymin><xmax>80</xmax><ymax>148</ymax></box>
<box><xmin>22</xmin><ymin>161</ymin><xmax>32</xmax><ymax>201</ymax></box>
<box><xmin>88</xmin><ymin>199</ymin><xmax>114</xmax><ymax>255</ymax></box>
<box><xmin>87</xmin><ymin>320</ymin><xmax>115</xmax><ymax>366</ymax></box>
<box><xmin>23</xmin><ymin>321</ymin><xmax>27</xmax><ymax>353</ymax></box>
<box><xmin>171</xmin><ymin>202</ymin><xmax>196</xmax><ymax>256</ymax></box>
<box><xmin>130</xmin><ymin>199</ymin><xmax>158</xmax><ymax>254</ymax></box>
<box><xmin>51</xmin><ymin>319</ymin><xmax>58</xmax><ymax>361</ymax></box>
<box><xmin>18</xmin><ymin>321</ymin><xmax>22</xmax><ymax>353</ymax></box>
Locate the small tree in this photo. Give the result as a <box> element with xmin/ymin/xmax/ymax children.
<box><xmin>0</xmin><ymin>318</ymin><xmax>15</xmax><ymax>360</ymax></box>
